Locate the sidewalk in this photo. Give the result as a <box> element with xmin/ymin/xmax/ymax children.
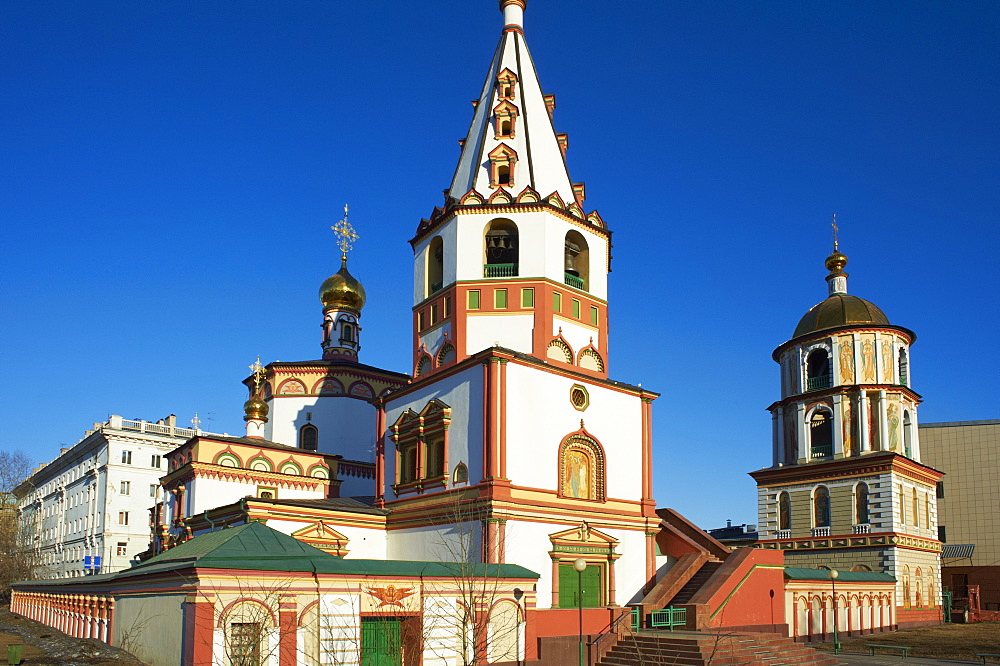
<box><xmin>830</xmin><ymin>651</ymin><xmax>982</xmax><ymax>666</ymax></box>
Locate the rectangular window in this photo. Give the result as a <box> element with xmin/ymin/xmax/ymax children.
<box><xmin>495</xmin><ymin>289</ymin><xmax>508</xmax><ymax>308</ymax></box>
<box><xmin>468</xmin><ymin>290</ymin><xmax>481</xmax><ymax>309</ymax></box>
<box><xmin>430</xmin><ymin>303</ymin><xmax>438</xmax><ymax>325</ymax></box>
<box><xmin>590</xmin><ymin>306</ymin><xmax>599</xmax><ymax>326</ymax></box>
<box><xmin>936</xmin><ymin>481</ymin><xmax>945</xmax><ymax>498</ymax></box>
<box><xmin>257</xmin><ymin>487</ymin><xmax>276</xmax><ymax>500</ymax></box>
<box><xmin>229</xmin><ymin>623</ymin><xmax>262</xmax><ymax>666</ymax></box>
<box><xmin>938</xmin><ymin>525</ymin><xmax>947</xmax><ymax>542</ymax></box>
<box><xmin>118</xmin><ymin>511</ymin><xmax>129</xmax><ymax>526</ymax></box>
<box><xmin>572</xmin><ymin>299</ymin><xmax>581</xmax><ymax>318</ymax></box>
<box><xmin>521</xmin><ymin>288</ymin><xmax>534</xmax><ymax>308</ymax></box>
<box><xmin>151</xmin><ymin>454</ymin><xmax>161</xmax><ymax>468</ymax></box>
<box><xmin>553</xmin><ymin>292</ymin><xmax>562</xmax><ymax>312</ymax></box>
<box><xmin>443</xmin><ymin>296</ymin><xmax>451</xmax><ymax>317</ymax></box>
<box><xmin>417</xmin><ymin>311</ymin><xmax>426</xmax><ymax>330</ymax></box>
<box><xmin>116</xmin><ymin>542</ymin><xmax>128</xmax><ymax>556</ymax></box>
<box><xmin>121</xmin><ymin>450</ymin><xmax>132</xmax><ymax>465</ymax></box>
<box><xmin>149</xmin><ymin>484</ymin><xmax>159</xmax><ymax>498</ymax></box>
<box><xmin>120</xmin><ymin>480</ymin><xmax>130</xmax><ymax>495</ymax></box>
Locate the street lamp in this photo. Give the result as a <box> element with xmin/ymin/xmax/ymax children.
<box><xmin>573</xmin><ymin>558</ymin><xmax>587</xmax><ymax>666</ymax></box>
<box><xmin>829</xmin><ymin>569</ymin><xmax>841</xmax><ymax>655</ymax></box>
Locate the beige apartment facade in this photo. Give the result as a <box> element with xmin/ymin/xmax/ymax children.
<box><xmin>919</xmin><ymin>420</ymin><xmax>1000</xmax><ymax>612</ymax></box>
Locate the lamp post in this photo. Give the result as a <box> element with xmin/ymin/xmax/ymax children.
<box><xmin>573</xmin><ymin>558</ymin><xmax>587</xmax><ymax>666</ymax></box>
<box><xmin>829</xmin><ymin>569</ymin><xmax>841</xmax><ymax>655</ymax></box>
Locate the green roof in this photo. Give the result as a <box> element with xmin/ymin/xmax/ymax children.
<box><xmin>16</xmin><ymin>523</ymin><xmax>538</xmax><ymax>588</ymax></box>
<box><xmin>784</xmin><ymin>567</ymin><xmax>895</xmax><ymax>583</ymax></box>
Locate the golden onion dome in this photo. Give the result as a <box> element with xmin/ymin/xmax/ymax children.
<box><xmin>243</xmin><ymin>395</ymin><xmax>269</xmax><ymax>422</ymax></box>
<box><xmin>319</xmin><ymin>258</ymin><xmax>366</xmax><ymax>311</ymax></box>
<box><xmin>825</xmin><ymin>250</ymin><xmax>848</xmax><ymax>273</ymax></box>
<box><xmin>793</xmin><ymin>294</ymin><xmax>890</xmax><ymax>339</ymax></box>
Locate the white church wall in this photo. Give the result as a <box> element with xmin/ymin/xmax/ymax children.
<box><xmin>267</xmin><ymin>395</ymin><xmax>376</xmax><ymax>463</ymax></box>
<box><xmin>465</xmin><ymin>314</ymin><xmax>534</xmax><ymax>356</ymax></box>
<box><xmin>383</xmin><ymin>366</ymin><xmax>484</xmax><ymax>501</ymax></box>
<box><xmin>554</xmin><ymin>317</ymin><xmax>600</xmax><ymax>354</ymax></box>
<box><xmin>419</xmin><ymin>321</ymin><xmax>452</xmax><ymax>359</ymax></box>
<box><xmin>504</xmin><ymin>364</ymin><xmax>643</xmax><ymax>500</ymax></box>
<box><xmin>386</xmin><ymin>521</ymin><xmax>481</xmax><ymax>562</ymax></box>
<box><xmin>337</xmin><ymin>474</ymin><xmax>375</xmax><ymax>498</ymax></box>
<box><xmin>190</xmin><ymin>477</ymin><xmax>256</xmax><ymax>514</ymax></box>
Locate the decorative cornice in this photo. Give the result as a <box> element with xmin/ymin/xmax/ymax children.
<box><xmin>758</xmin><ymin>531</ymin><xmax>942</xmax><ymax>553</ymax></box>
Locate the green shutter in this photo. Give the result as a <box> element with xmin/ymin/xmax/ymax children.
<box><xmin>521</xmin><ymin>288</ymin><xmax>534</xmax><ymax>307</ymax></box>
<box><xmin>495</xmin><ymin>289</ymin><xmax>508</xmax><ymax>308</ymax></box>
<box><xmin>468</xmin><ymin>290</ymin><xmax>480</xmax><ymax>309</ymax></box>
<box><xmin>590</xmin><ymin>306</ymin><xmax>599</xmax><ymax>325</ymax></box>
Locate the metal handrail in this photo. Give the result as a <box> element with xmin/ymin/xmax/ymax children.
<box><xmin>591</xmin><ymin>605</ymin><xmax>640</xmax><ymax>652</ymax></box>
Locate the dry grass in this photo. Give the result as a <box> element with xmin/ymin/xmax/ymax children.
<box><xmin>814</xmin><ymin>623</ymin><xmax>1000</xmax><ymax>661</ymax></box>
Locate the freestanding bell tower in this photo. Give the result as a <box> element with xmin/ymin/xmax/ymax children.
<box><xmin>408</xmin><ymin>0</ymin><xmax>611</xmax><ymax>381</ymax></box>
<box><xmin>751</xmin><ymin>236</ymin><xmax>945</xmax><ymax>629</ymax></box>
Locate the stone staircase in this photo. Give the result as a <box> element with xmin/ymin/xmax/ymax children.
<box><xmin>596</xmin><ymin>631</ymin><xmax>840</xmax><ymax>666</ymax></box>
<box><xmin>665</xmin><ymin>561</ymin><xmax>723</xmax><ymax>606</ymax></box>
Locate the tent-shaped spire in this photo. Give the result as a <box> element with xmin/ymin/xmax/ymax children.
<box><xmin>448</xmin><ymin>0</ymin><xmax>577</xmax><ymax>204</ymax></box>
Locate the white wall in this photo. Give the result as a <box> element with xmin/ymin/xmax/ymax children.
<box><xmin>267</xmin><ymin>395</ymin><xmax>376</xmax><ymax>462</ymax></box>
<box><xmin>465</xmin><ymin>314</ymin><xmax>534</xmax><ymax>356</ymax></box>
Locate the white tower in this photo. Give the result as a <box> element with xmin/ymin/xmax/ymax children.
<box><xmin>408</xmin><ymin>0</ymin><xmax>611</xmax><ymax>380</ymax></box>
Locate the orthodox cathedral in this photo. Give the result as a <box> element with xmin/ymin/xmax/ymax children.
<box><xmin>12</xmin><ymin>1</ymin><xmax>943</xmax><ymax>664</ymax></box>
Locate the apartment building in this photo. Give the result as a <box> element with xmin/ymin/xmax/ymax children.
<box><xmin>15</xmin><ymin>414</ymin><xmax>222</xmax><ymax>578</ymax></box>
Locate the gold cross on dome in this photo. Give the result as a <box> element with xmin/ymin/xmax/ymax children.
<box><xmin>331</xmin><ymin>203</ymin><xmax>359</xmax><ymax>259</ymax></box>
<box><xmin>249</xmin><ymin>356</ymin><xmax>266</xmax><ymax>391</ymax></box>
<box><xmin>831</xmin><ymin>213</ymin><xmax>839</xmax><ymax>251</ymax></box>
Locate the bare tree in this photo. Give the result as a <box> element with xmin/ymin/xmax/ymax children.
<box><xmin>1</xmin><ymin>451</ymin><xmax>40</xmax><ymax>602</ymax></box>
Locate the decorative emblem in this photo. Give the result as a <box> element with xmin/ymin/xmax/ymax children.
<box><xmin>366</xmin><ymin>585</ymin><xmax>415</xmax><ymax>609</ymax></box>
<box><xmin>331</xmin><ymin>203</ymin><xmax>359</xmax><ymax>259</ymax></box>
<box><xmin>249</xmin><ymin>356</ymin><xmax>266</xmax><ymax>392</ymax></box>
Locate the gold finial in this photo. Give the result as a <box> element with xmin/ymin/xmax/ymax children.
<box><xmin>825</xmin><ymin>214</ymin><xmax>848</xmax><ymax>274</ymax></box>
<box><xmin>831</xmin><ymin>213</ymin><xmax>839</xmax><ymax>252</ymax></box>
<box><xmin>331</xmin><ymin>203</ymin><xmax>359</xmax><ymax>261</ymax></box>
<box><xmin>248</xmin><ymin>356</ymin><xmax>266</xmax><ymax>392</ymax></box>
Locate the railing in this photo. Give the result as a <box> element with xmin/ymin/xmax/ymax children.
<box><xmin>564</xmin><ymin>272</ymin><xmax>585</xmax><ymax>289</ymax></box>
<box><xmin>853</xmin><ymin>524</ymin><xmax>871</xmax><ymax>534</ymax></box>
<box><xmin>810</xmin><ymin>444</ymin><xmax>832</xmax><ymax>459</ymax></box>
<box><xmin>483</xmin><ymin>263</ymin><xmax>517</xmax><ymax>278</ymax></box>
<box><xmin>775</xmin><ymin>529</ymin><xmax>791</xmax><ymax>539</ymax></box>
<box><xmin>650</xmin><ymin>607</ymin><xmax>687</xmax><ymax>631</ymax></box>
<box><xmin>429</xmin><ymin>280</ymin><xmax>443</xmax><ymax>294</ymax></box>
<box><xmin>120</xmin><ymin>419</ymin><xmax>197</xmax><ymax>439</ymax></box>
<box><xmin>590</xmin><ymin>606</ymin><xmax>641</xmax><ymax>658</ymax></box>
<box><xmin>807</xmin><ymin>374</ymin><xmax>833</xmax><ymax>390</ymax></box>
<box><xmin>811</xmin><ymin>527</ymin><xmax>830</xmax><ymax>537</ymax></box>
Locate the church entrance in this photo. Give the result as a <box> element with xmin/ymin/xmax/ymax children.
<box><xmin>558</xmin><ymin>562</ymin><xmax>602</xmax><ymax>607</ymax></box>
<box><xmin>360</xmin><ymin>617</ymin><xmax>402</xmax><ymax>666</ymax></box>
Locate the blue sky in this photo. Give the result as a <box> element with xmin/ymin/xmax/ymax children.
<box><xmin>2</xmin><ymin>1</ymin><xmax>997</xmax><ymax>528</ymax></box>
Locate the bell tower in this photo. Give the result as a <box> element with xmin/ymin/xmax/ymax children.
<box><xmin>751</xmin><ymin>230</ymin><xmax>945</xmax><ymax>629</ymax></box>
<box><xmin>408</xmin><ymin>0</ymin><xmax>611</xmax><ymax>381</ymax></box>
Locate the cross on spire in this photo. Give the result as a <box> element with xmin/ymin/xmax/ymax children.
<box><xmin>248</xmin><ymin>356</ymin><xmax>266</xmax><ymax>392</ymax></box>
<box><xmin>331</xmin><ymin>203</ymin><xmax>359</xmax><ymax>261</ymax></box>
<box><xmin>831</xmin><ymin>213</ymin><xmax>839</xmax><ymax>252</ymax></box>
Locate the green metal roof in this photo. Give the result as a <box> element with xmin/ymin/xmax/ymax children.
<box><xmin>784</xmin><ymin>567</ymin><xmax>895</xmax><ymax>583</ymax></box>
<box><xmin>12</xmin><ymin>523</ymin><xmax>539</xmax><ymax>588</ymax></box>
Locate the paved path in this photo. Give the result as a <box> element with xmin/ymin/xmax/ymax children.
<box><xmin>830</xmin><ymin>651</ymin><xmax>981</xmax><ymax>666</ymax></box>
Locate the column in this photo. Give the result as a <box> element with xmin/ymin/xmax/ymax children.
<box><xmin>858</xmin><ymin>392</ymin><xmax>871</xmax><ymax>453</ymax></box>
<box><xmin>374</xmin><ymin>402</ymin><xmax>386</xmax><ymax>502</ymax></box>
<box><xmin>182</xmin><ymin>593</ymin><xmax>216</xmax><ymax>665</ymax></box>
<box><xmin>771</xmin><ymin>410</ymin><xmax>781</xmax><ymax>465</ymax></box>
<box><xmin>877</xmin><ymin>390</ymin><xmax>889</xmax><ymax>452</ymax></box>
<box><xmin>795</xmin><ymin>403</ymin><xmax>808</xmax><ymax>463</ymax></box>
<box><xmin>832</xmin><ymin>395</ymin><xmax>845</xmax><ymax>458</ymax></box>
<box><xmin>908</xmin><ymin>405</ymin><xmax>921</xmax><ymax>461</ymax></box>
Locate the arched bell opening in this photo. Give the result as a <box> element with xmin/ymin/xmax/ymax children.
<box><xmin>806</xmin><ymin>349</ymin><xmax>832</xmax><ymax>390</ymax></box>
<box><xmin>484</xmin><ymin>219</ymin><xmax>518</xmax><ymax>278</ymax></box>
<box><xmin>809</xmin><ymin>409</ymin><xmax>833</xmax><ymax>459</ymax></box>
<box><xmin>564</xmin><ymin>230</ymin><xmax>589</xmax><ymax>291</ymax></box>
<box><xmin>427</xmin><ymin>235</ymin><xmax>444</xmax><ymax>296</ymax></box>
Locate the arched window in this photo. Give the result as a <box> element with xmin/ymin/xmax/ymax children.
<box><xmin>564</xmin><ymin>230</ymin><xmax>590</xmax><ymax>291</ymax></box>
<box><xmin>778</xmin><ymin>492</ymin><xmax>791</xmax><ymax>531</ymax></box>
<box><xmin>912</xmin><ymin>487</ymin><xmax>919</xmax><ymax>527</ymax></box>
<box><xmin>809</xmin><ymin>410</ymin><xmax>833</xmax><ymax>459</ymax></box>
<box><xmin>488</xmin><ymin>144</ymin><xmax>517</xmax><ymax>189</ymax></box>
<box><xmin>898</xmin><ymin>348</ymin><xmax>909</xmax><ymax>386</ymax></box>
<box><xmin>902</xmin><ymin>565</ymin><xmax>911</xmax><ymax>607</ymax></box>
<box><xmin>340</xmin><ymin>322</ymin><xmax>354</xmax><ymax>343</ymax></box>
<box><xmin>299</xmin><ymin>424</ymin><xmax>318</xmax><ymax>451</ymax></box>
<box><xmin>813</xmin><ymin>486</ymin><xmax>831</xmax><ymax>528</ymax></box>
<box><xmin>427</xmin><ymin>236</ymin><xmax>444</xmax><ymax>295</ymax></box>
<box><xmin>453</xmin><ymin>462</ymin><xmax>469</xmax><ymax>485</ymax></box>
<box><xmin>855</xmin><ymin>482</ymin><xmax>870</xmax><ymax>525</ymax></box>
<box><xmin>806</xmin><ymin>349</ymin><xmax>832</xmax><ymax>390</ymax></box>
<box><xmin>484</xmin><ymin>219</ymin><xmax>518</xmax><ymax>277</ymax></box>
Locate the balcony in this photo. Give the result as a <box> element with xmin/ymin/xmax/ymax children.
<box><xmin>853</xmin><ymin>524</ymin><xmax>871</xmax><ymax>534</ymax></box>
<box><xmin>429</xmin><ymin>280</ymin><xmax>443</xmax><ymax>294</ymax></box>
<box><xmin>806</xmin><ymin>374</ymin><xmax>833</xmax><ymax>390</ymax></box>
<box><xmin>483</xmin><ymin>263</ymin><xmax>517</xmax><ymax>278</ymax></box>
<box><xmin>564</xmin><ymin>272</ymin><xmax>585</xmax><ymax>289</ymax></box>
<box><xmin>775</xmin><ymin>529</ymin><xmax>791</xmax><ymax>539</ymax></box>
<box><xmin>811</xmin><ymin>527</ymin><xmax>830</xmax><ymax>537</ymax></box>
<box><xmin>810</xmin><ymin>444</ymin><xmax>832</xmax><ymax>460</ymax></box>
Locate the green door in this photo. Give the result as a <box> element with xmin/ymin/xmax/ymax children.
<box><xmin>361</xmin><ymin>617</ymin><xmax>402</xmax><ymax>666</ymax></box>
<box><xmin>558</xmin><ymin>563</ymin><xmax>602</xmax><ymax>608</ymax></box>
